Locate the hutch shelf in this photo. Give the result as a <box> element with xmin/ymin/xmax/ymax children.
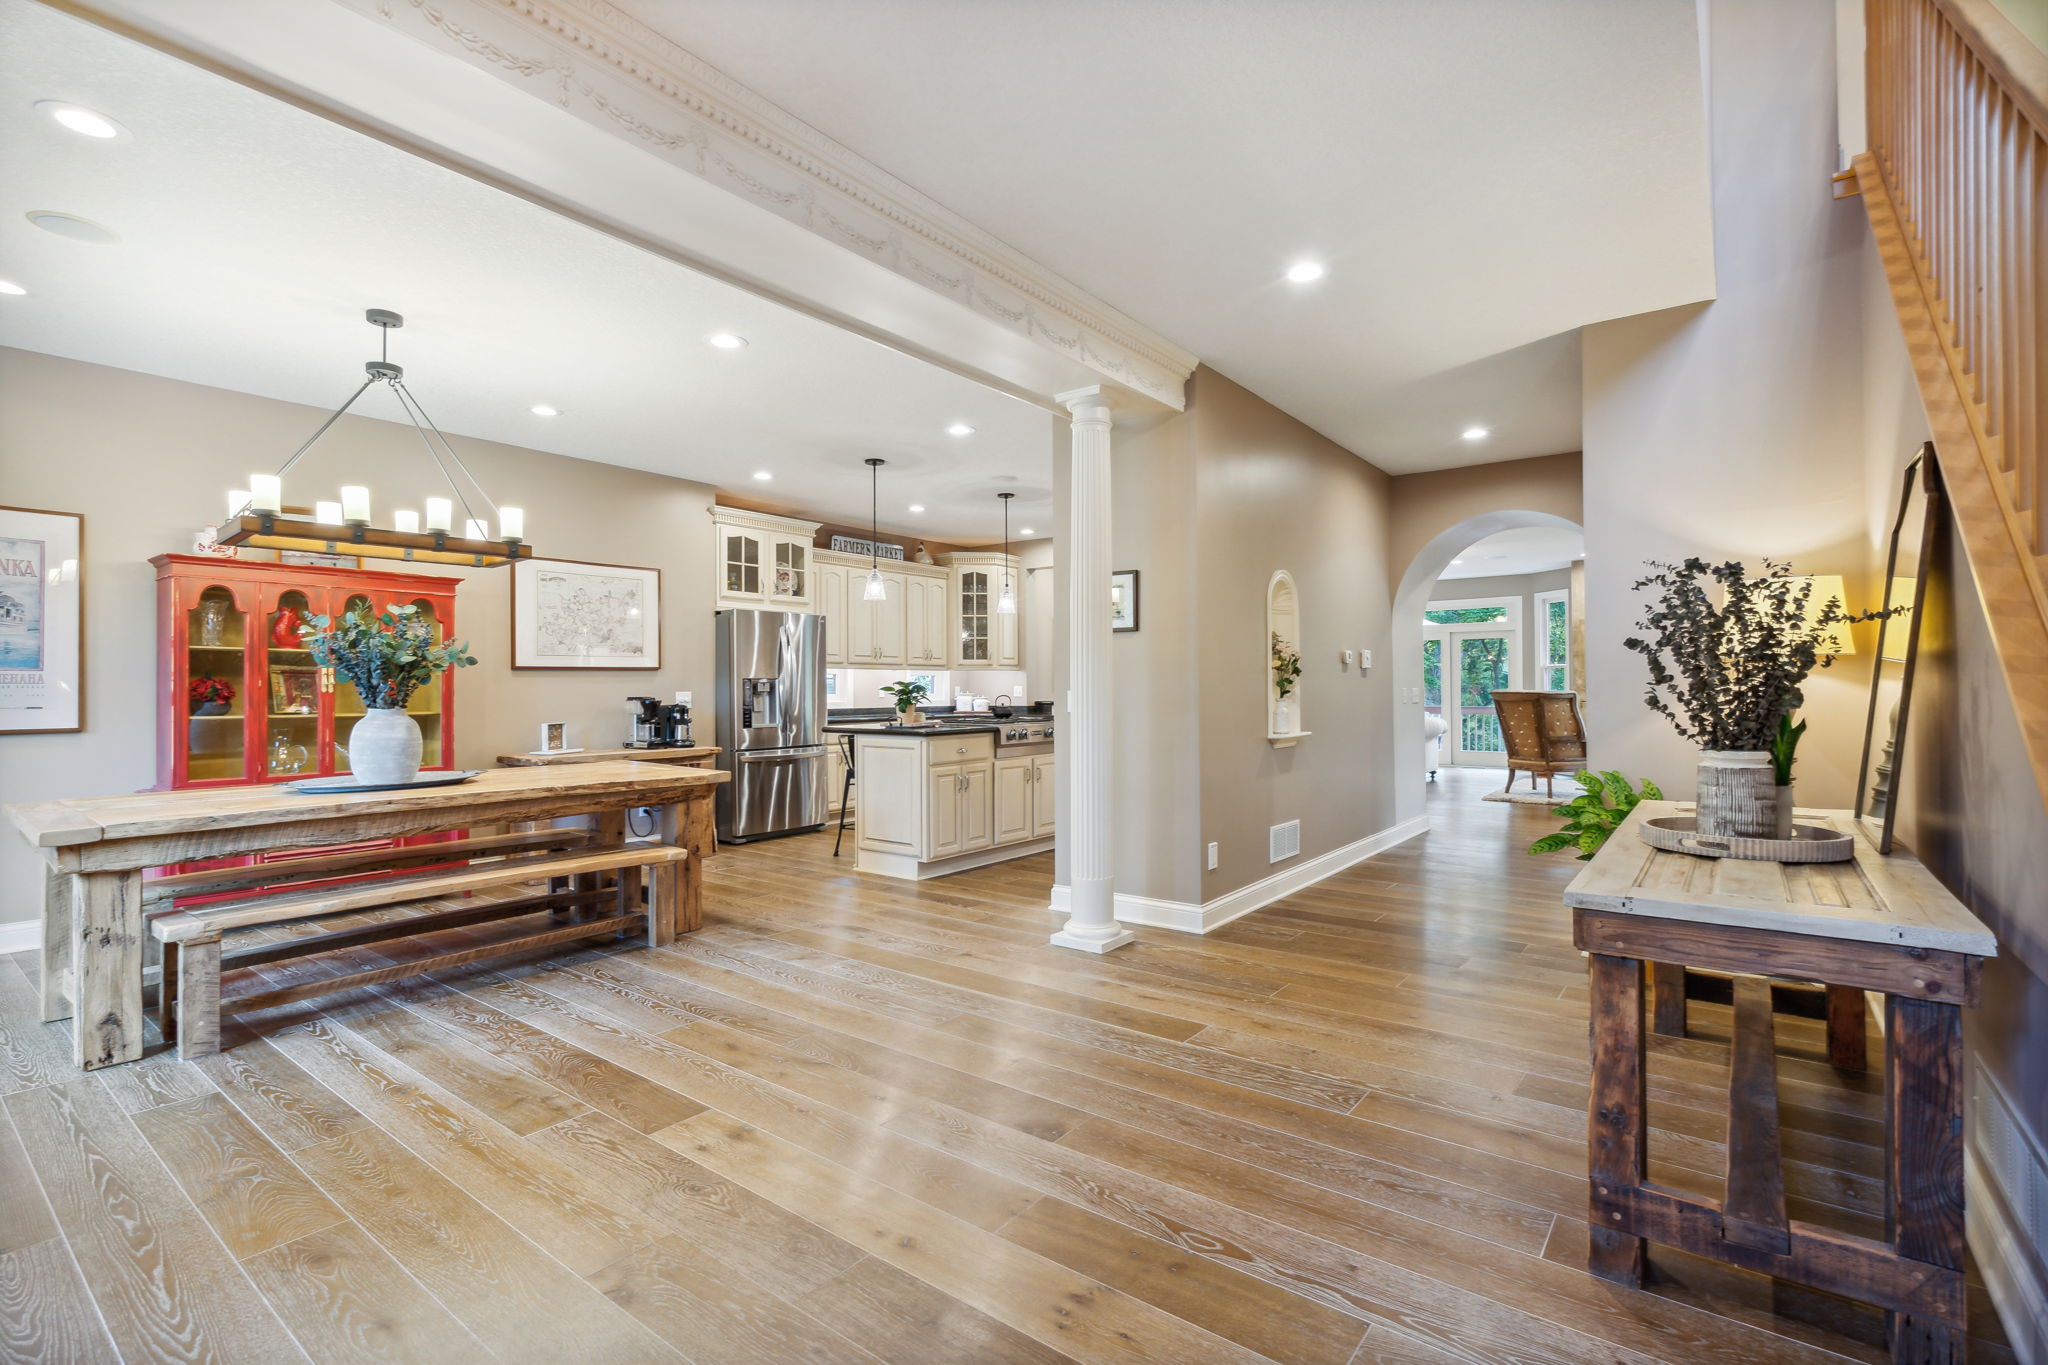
<box><xmin>153</xmin><ymin>554</ymin><xmax>462</xmax><ymax>790</ymax></box>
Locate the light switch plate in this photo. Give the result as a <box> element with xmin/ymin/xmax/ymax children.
<box><xmin>1207</xmin><ymin>841</ymin><xmax>1219</xmax><ymax>870</ymax></box>
<box><xmin>1339</xmin><ymin>649</ymin><xmax>1355</xmax><ymax>668</ymax></box>
<box><xmin>1360</xmin><ymin>650</ymin><xmax>1372</xmax><ymax>669</ymax></box>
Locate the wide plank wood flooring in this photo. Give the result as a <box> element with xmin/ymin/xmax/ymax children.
<box><xmin>0</xmin><ymin>768</ymin><xmax>2016</xmax><ymax>1363</ymax></box>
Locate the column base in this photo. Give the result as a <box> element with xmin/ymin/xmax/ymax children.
<box><xmin>1050</xmin><ymin>923</ymin><xmax>1136</xmax><ymax>953</ymax></box>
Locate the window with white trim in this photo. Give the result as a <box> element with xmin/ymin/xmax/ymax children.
<box><xmin>1535</xmin><ymin>589</ymin><xmax>1570</xmax><ymax>692</ymax></box>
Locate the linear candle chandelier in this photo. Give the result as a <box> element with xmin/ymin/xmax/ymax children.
<box><xmin>216</xmin><ymin>309</ymin><xmax>533</xmax><ymax>568</ymax></box>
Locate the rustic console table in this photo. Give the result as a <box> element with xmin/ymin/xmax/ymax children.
<box><xmin>1565</xmin><ymin>802</ymin><xmax>1996</xmax><ymax>1364</ymax></box>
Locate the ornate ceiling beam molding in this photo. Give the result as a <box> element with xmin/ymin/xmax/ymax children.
<box><xmin>334</xmin><ymin>0</ymin><xmax>1195</xmax><ymax>409</ymax></box>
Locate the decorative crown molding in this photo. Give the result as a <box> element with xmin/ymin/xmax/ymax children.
<box><xmin>343</xmin><ymin>0</ymin><xmax>1196</xmax><ymax>408</ymax></box>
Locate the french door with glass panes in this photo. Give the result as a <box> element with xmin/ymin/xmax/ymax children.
<box><xmin>1423</xmin><ymin>624</ymin><xmax>1519</xmax><ymax>765</ymax></box>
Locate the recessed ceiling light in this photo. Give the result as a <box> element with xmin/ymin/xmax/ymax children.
<box><xmin>35</xmin><ymin>101</ymin><xmax>125</xmax><ymax>140</ymax></box>
<box><xmin>707</xmin><ymin>332</ymin><xmax>747</xmax><ymax>350</ymax></box>
<box><xmin>0</xmin><ymin>280</ymin><xmax>25</xmax><ymax>296</ymax></box>
<box><xmin>945</xmin><ymin>423</ymin><xmax>975</xmax><ymax>437</ymax></box>
<box><xmin>27</xmin><ymin>211</ymin><xmax>118</xmax><ymax>244</ymax></box>
<box><xmin>1461</xmin><ymin>425</ymin><xmax>1490</xmax><ymax>441</ymax></box>
<box><xmin>752</xmin><ymin>471</ymin><xmax>774</xmax><ymax>482</ymax></box>
<box><xmin>907</xmin><ymin>504</ymin><xmax>926</xmax><ymax>513</ymax></box>
<box><xmin>1284</xmin><ymin>261</ymin><xmax>1326</xmax><ymax>284</ymax></box>
<box><xmin>529</xmin><ymin>404</ymin><xmax>559</xmax><ymax>417</ymax></box>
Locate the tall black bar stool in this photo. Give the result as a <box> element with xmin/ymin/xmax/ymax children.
<box><xmin>832</xmin><ymin>732</ymin><xmax>857</xmax><ymax>857</ymax></box>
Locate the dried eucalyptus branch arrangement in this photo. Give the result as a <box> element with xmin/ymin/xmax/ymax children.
<box><xmin>1622</xmin><ymin>558</ymin><xmax>1894</xmax><ymax>751</ymax></box>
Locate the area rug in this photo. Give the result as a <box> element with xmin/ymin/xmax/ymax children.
<box><xmin>1482</xmin><ymin>787</ymin><xmax>1571</xmax><ymax>806</ymax></box>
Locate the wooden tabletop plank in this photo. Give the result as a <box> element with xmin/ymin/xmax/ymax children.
<box><xmin>4</xmin><ymin>761</ymin><xmax>726</xmax><ymax>848</ymax></box>
<box><xmin>1564</xmin><ymin>803</ymin><xmax>1995</xmax><ymax>956</ymax></box>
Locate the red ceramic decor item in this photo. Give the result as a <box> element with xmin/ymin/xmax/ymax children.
<box><xmin>271</xmin><ymin>604</ymin><xmax>306</xmax><ymax>648</ymax></box>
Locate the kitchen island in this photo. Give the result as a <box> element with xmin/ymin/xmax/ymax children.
<box><xmin>828</xmin><ymin>715</ymin><xmax>1054</xmax><ymax>879</ymax></box>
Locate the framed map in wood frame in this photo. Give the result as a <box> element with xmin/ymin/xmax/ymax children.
<box><xmin>0</xmin><ymin>505</ymin><xmax>84</xmax><ymax>734</ymax></box>
<box><xmin>511</xmin><ymin>557</ymin><xmax>661</xmax><ymax>670</ymax></box>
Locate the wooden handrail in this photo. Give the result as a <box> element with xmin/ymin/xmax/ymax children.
<box><xmin>1859</xmin><ymin>0</ymin><xmax>2048</xmax><ymax>811</ymax></box>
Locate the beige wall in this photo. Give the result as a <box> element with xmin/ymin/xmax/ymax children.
<box><xmin>0</xmin><ymin>348</ymin><xmax>721</xmax><ymax>928</ymax></box>
<box><xmin>1386</xmin><ymin>452</ymin><xmax>1583</xmax><ymax>587</ymax></box>
<box><xmin>1582</xmin><ymin>0</ymin><xmax>1876</xmax><ymax>807</ymax></box>
<box><xmin>1193</xmin><ymin>368</ymin><xmax>1396</xmax><ymax>901</ymax></box>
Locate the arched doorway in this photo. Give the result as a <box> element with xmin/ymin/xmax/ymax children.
<box><xmin>1389</xmin><ymin>510</ymin><xmax>1584</xmax><ymax>825</ymax></box>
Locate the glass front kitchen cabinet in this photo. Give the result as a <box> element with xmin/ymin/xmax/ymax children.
<box><xmin>154</xmin><ymin>554</ymin><xmax>460</xmax><ymax>789</ymax></box>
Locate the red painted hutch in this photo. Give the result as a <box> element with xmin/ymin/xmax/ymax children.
<box><xmin>152</xmin><ymin>555</ymin><xmax>462</xmax><ymax>790</ymax></box>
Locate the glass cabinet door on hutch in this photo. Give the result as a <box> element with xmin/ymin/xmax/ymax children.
<box><xmin>261</xmin><ymin>585</ymin><xmax>321</xmax><ymax>778</ymax></box>
<box><xmin>178</xmin><ymin>582</ymin><xmax>252</xmax><ymax>785</ymax></box>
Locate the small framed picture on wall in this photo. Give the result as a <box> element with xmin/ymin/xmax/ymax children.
<box><xmin>1110</xmin><ymin>569</ymin><xmax>1140</xmax><ymax>632</ymax></box>
<box><xmin>511</xmin><ymin>557</ymin><xmax>661</xmax><ymax>669</ymax></box>
<box><xmin>0</xmin><ymin>505</ymin><xmax>84</xmax><ymax>734</ymax></box>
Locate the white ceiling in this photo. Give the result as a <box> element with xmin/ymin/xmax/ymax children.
<box><xmin>612</xmin><ymin>0</ymin><xmax>1716</xmax><ymax>473</ymax></box>
<box><xmin>1437</xmin><ymin>526</ymin><xmax>1585</xmax><ymax>581</ymax></box>
<box><xmin>0</xmin><ymin>0</ymin><xmax>1052</xmax><ymax>543</ymax></box>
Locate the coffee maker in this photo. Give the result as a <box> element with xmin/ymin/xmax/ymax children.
<box><xmin>625</xmin><ymin>696</ymin><xmax>666</xmax><ymax>748</ymax></box>
<box><xmin>662</xmin><ymin>697</ymin><xmax>693</xmax><ymax>747</ymax></box>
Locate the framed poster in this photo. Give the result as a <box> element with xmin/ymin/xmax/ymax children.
<box><xmin>0</xmin><ymin>506</ymin><xmax>84</xmax><ymax>734</ymax></box>
<box><xmin>511</xmin><ymin>557</ymin><xmax>661</xmax><ymax>669</ymax></box>
<box><xmin>1110</xmin><ymin>569</ymin><xmax>1140</xmax><ymax>632</ymax></box>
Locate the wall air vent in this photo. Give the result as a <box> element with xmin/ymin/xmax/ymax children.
<box><xmin>1269</xmin><ymin>820</ymin><xmax>1301</xmax><ymax>864</ymax></box>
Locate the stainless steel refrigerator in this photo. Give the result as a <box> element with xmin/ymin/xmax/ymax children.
<box><xmin>713</xmin><ymin>609</ymin><xmax>828</xmax><ymax>842</ymax></box>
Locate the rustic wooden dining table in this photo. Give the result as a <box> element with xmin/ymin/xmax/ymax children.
<box><xmin>1566</xmin><ymin>801</ymin><xmax>1996</xmax><ymax>1365</ymax></box>
<box><xmin>5</xmin><ymin>760</ymin><xmax>727</xmax><ymax>1071</ymax></box>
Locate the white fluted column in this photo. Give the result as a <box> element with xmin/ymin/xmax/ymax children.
<box><xmin>1051</xmin><ymin>386</ymin><xmax>1134</xmax><ymax>953</ymax></box>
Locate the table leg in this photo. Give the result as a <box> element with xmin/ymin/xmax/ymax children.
<box><xmin>1650</xmin><ymin>961</ymin><xmax>1687</xmax><ymax>1036</ymax></box>
<box><xmin>1884</xmin><ymin>995</ymin><xmax>1966</xmax><ymax>1364</ymax></box>
<box><xmin>1587</xmin><ymin>952</ymin><xmax>1648</xmax><ymax>1285</ymax></box>
<box><xmin>72</xmin><ymin>870</ymin><xmax>145</xmax><ymax>1071</ymax></box>
<box><xmin>39</xmin><ymin>866</ymin><xmax>73</xmax><ymax>1023</ymax></box>
<box><xmin>1828</xmin><ymin>984</ymin><xmax>1870</xmax><ymax>1070</ymax></box>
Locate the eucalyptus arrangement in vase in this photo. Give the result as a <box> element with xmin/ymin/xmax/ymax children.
<box><xmin>304</xmin><ymin>603</ymin><xmax>476</xmax><ymax>785</ymax></box>
<box><xmin>1624</xmin><ymin>559</ymin><xmax>1893</xmax><ymax>838</ymax></box>
<box><xmin>1271</xmin><ymin>633</ymin><xmax>1303</xmax><ymax>734</ymax></box>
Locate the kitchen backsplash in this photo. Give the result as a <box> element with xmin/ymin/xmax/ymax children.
<box><xmin>827</xmin><ymin>668</ymin><xmax>1029</xmax><ymax>710</ymax></box>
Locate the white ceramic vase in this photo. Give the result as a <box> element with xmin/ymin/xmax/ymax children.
<box><xmin>1696</xmin><ymin>750</ymin><xmax>1778</xmax><ymax>839</ymax></box>
<box><xmin>352</xmin><ymin>706</ymin><xmax>423</xmax><ymax>785</ymax></box>
<box><xmin>1274</xmin><ymin>698</ymin><xmax>1293</xmax><ymax>734</ymax></box>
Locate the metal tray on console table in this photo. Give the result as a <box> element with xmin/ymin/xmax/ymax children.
<box><xmin>1638</xmin><ymin>814</ymin><xmax>1855</xmax><ymax>863</ymax></box>
<box><xmin>285</xmin><ymin>770</ymin><xmax>483</xmax><ymax>795</ymax></box>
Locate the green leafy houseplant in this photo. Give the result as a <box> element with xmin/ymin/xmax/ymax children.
<box><xmin>879</xmin><ymin>678</ymin><xmax>932</xmax><ymax>718</ymax></box>
<box><xmin>1529</xmin><ymin>771</ymin><xmax>1665</xmax><ymax>861</ymax></box>
<box><xmin>1768</xmin><ymin>712</ymin><xmax>1806</xmax><ymax>787</ymax></box>
<box><xmin>1271</xmin><ymin>633</ymin><xmax>1302</xmax><ymax>699</ymax></box>
<box><xmin>303</xmin><ymin>603</ymin><xmax>476</xmax><ymax>709</ymax></box>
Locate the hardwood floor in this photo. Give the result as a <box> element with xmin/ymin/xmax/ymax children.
<box><xmin>0</xmin><ymin>768</ymin><xmax>2016</xmax><ymax>1364</ymax></box>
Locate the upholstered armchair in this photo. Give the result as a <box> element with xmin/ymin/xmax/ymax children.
<box><xmin>1491</xmin><ymin>691</ymin><xmax>1587</xmax><ymax>797</ymax></box>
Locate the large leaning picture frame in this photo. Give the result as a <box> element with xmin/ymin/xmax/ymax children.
<box><xmin>511</xmin><ymin>557</ymin><xmax>661</xmax><ymax>670</ymax></box>
<box><xmin>1855</xmin><ymin>445</ymin><xmax>1942</xmax><ymax>854</ymax></box>
<box><xmin>0</xmin><ymin>505</ymin><xmax>84</xmax><ymax>735</ymax></box>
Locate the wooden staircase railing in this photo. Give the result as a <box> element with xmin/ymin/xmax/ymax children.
<box><xmin>1854</xmin><ymin>0</ymin><xmax>2048</xmax><ymax>803</ymax></box>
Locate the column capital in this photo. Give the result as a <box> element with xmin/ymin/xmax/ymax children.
<box><xmin>1054</xmin><ymin>384</ymin><xmax>1117</xmax><ymax>417</ymax></box>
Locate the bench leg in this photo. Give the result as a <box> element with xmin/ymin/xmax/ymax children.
<box><xmin>676</xmin><ymin>852</ymin><xmax>701</xmax><ymax>936</ymax></box>
<box><xmin>649</xmin><ymin>862</ymin><xmax>679</xmax><ymax>947</ymax></box>
<box><xmin>175</xmin><ymin>938</ymin><xmax>223</xmax><ymax>1061</ymax></box>
<box><xmin>617</xmin><ymin>864</ymin><xmax>645</xmax><ymax>943</ymax></box>
<box><xmin>40</xmin><ymin>866</ymin><xmax>73</xmax><ymax>1023</ymax></box>
<box><xmin>158</xmin><ymin>941</ymin><xmax>179</xmax><ymax>1042</ymax></box>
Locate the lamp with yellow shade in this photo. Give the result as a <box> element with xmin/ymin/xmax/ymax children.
<box><xmin>1881</xmin><ymin>577</ymin><xmax>1915</xmax><ymax>663</ymax></box>
<box><xmin>1790</xmin><ymin>574</ymin><xmax>1856</xmax><ymax>656</ymax></box>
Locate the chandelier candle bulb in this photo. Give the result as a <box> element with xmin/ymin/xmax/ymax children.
<box><xmin>249</xmin><ymin>474</ymin><xmax>282</xmax><ymax>514</ymax></box>
<box><xmin>393</xmin><ymin>509</ymin><xmax>420</xmax><ymax>534</ymax></box>
<box><xmin>425</xmin><ymin>497</ymin><xmax>452</xmax><ymax>533</ymax></box>
<box><xmin>314</xmin><ymin>500</ymin><xmax>344</xmax><ymax>525</ymax></box>
<box><xmin>498</xmin><ymin>507</ymin><xmax>524</xmax><ymax>541</ymax></box>
<box><xmin>340</xmin><ymin>486</ymin><xmax>371</xmax><ymax>525</ymax></box>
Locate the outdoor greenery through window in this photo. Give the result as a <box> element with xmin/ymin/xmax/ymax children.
<box><xmin>1422</xmin><ymin>604</ymin><xmax>1514</xmax><ymax>757</ymax></box>
<box><xmin>1537</xmin><ymin>590</ymin><xmax>1569</xmax><ymax>691</ymax></box>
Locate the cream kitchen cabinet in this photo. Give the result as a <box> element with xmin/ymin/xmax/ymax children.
<box><xmin>994</xmin><ymin>751</ymin><xmax>1056</xmax><ymax>847</ymax></box>
<box><xmin>816</xmin><ymin>550</ymin><xmax>947</xmax><ymax>668</ymax></box>
<box><xmin>903</xmin><ymin>573</ymin><xmax>951</xmax><ymax>667</ymax></box>
<box><xmin>927</xmin><ymin>760</ymin><xmax>992</xmax><ymax>860</ymax></box>
<box><xmin>938</xmin><ymin>552</ymin><xmax>1021</xmax><ymax>669</ymax></box>
<box><xmin>816</xmin><ymin>559</ymin><xmax>849</xmax><ymax>665</ymax></box>
<box><xmin>710</xmin><ymin>507</ymin><xmax>822</xmax><ymax>610</ymax></box>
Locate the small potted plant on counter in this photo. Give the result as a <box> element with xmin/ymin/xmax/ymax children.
<box><xmin>879</xmin><ymin>677</ymin><xmax>932</xmax><ymax>726</ymax></box>
<box><xmin>305</xmin><ymin>603</ymin><xmax>475</xmax><ymax>785</ymax></box>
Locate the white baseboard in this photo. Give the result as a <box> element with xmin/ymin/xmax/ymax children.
<box><xmin>1047</xmin><ymin>814</ymin><xmax>1430</xmax><ymax>936</ymax></box>
<box><xmin>1969</xmin><ymin>1058</ymin><xmax>2048</xmax><ymax>1365</ymax></box>
<box><xmin>0</xmin><ymin>919</ymin><xmax>37</xmax><ymax>957</ymax></box>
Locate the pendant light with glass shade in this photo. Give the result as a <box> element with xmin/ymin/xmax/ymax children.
<box><xmin>862</xmin><ymin>458</ymin><xmax>888</xmax><ymax>601</ymax></box>
<box><xmin>995</xmin><ymin>491</ymin><xmax>1017</xmax><ymax>614</ymax></box>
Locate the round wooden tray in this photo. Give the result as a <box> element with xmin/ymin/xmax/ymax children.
<box><xmin>1638</xmin><ymin>815</ymin><xmax>1855</xmax><ymax>863</ymax></box>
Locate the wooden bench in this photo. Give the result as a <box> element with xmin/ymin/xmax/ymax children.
<box><xmin>141</xmin><ymin>827</ymin><xmax>595</xmax><ymax>909</ymax></box>
<box><xmin>150</xmin><ymin>842</ymin><xmax>688</xmax><ymax>1059</ymax></box>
